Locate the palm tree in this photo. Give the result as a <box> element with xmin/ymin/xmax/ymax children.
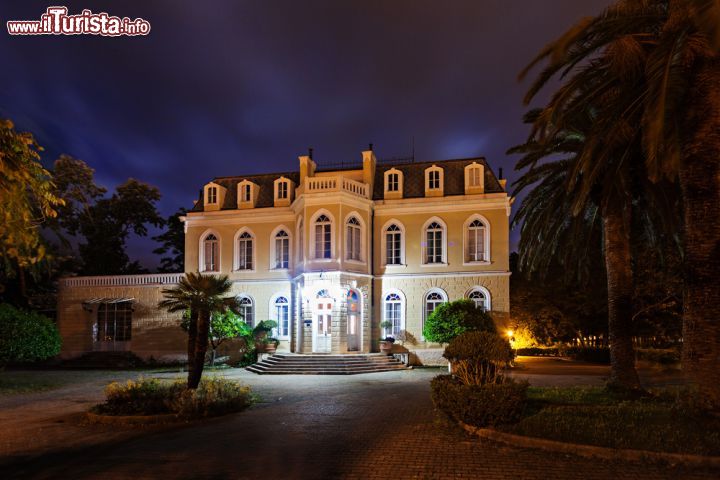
<box><xmin>159</xmin><ymin>272</ymin><xmax>239</xmax><ymax>389</ymax></box>
<box><xmin>511</xmin><ymin>107</ymin><xmax>642</xmax><ymax>389</ymax></box>
<box><xmin>519</xmin><ymin>0</ymin><xmax>720</xmax><ymax>405</ymax></box>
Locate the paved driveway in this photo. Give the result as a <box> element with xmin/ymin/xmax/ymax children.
<box><xmin>1</xmin><ymin>362</ymin><xmax>715</xmax><ymax>479</ymax></box>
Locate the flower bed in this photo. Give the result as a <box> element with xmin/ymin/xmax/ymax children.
<box><xmin>92</xmin><ymin>376</ymin><xmax>254</xmax><ymax>419</ymax></box>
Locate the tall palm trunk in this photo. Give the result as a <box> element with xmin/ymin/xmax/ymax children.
<box><xmin>188</xmin><ymin>309</ymin><xmax>211</xmax><ymax>389</ymax></box>
<box><xmin>603</xmin><ymin>203</ymin><xmax>641</xmax><ymax>389</ymax></box>
<box><xmin>679</xmin><ymin>57</ymin><xmax>720</xmax><ymax>407</ymax></box>
<box><xmin>186</xmin><ymin>310</ymin><xmax>198</xmax><ymax>388</ymax></box>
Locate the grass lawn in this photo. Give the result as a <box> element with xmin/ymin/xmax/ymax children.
<box><xmin>498</xmin><ymin>386</ymin><xmax>720</xmax><ymax>456</ymax></box>
<box><xmin>0</xmin><ymin>370</ymin><xmax>64</xmax><ymax>395</ymax></box>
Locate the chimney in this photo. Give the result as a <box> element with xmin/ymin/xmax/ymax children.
<box><xmin>498</xmin><ymin>167</ymin><xmax>507</xmax><ymax>190</ymax></box>
<box><xmin>361</xmin><ymin>145</ymin><xmax>377</xmax><ymax>192</ymax></box>
<box><xmin>299</xmin><ymin>147</ymin><xmax>316</xmax><ymax>184</ymax></box>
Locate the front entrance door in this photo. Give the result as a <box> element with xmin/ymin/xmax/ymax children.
<box><xmin>347</xmin><ymin>290</ymin><xmax>360</xmax><ymax>351</ymax></box>
<box><xmin>313</xmin><ymin>300</ymin><xmax>332</xmax><ymax>353</ymax></box>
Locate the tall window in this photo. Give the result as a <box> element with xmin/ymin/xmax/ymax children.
<box><xmin>384</xmin><ymin>293</ymin><xmax>403</xmax><ymax>337</ymax></box>
<box><xmin>314</xmin><ymin>214</ymin><xmax>332</xmax><ymax>259</ymax></box>
<box><xmin>236</xmin><ymin>231</ymin><xmax>253</xmax><ymax>270</ymax></box>
<box><xmin>424</xmin><ymin>291</ymin><xmax>447</xmax><ymax>332</ymax></box>
<box><xmin>202</xmin><ymin>233</ymin><xmax>219</xmax><ymax>271</ymax></box>
<box><xmin>468</xmin><ymin>167</ymin><xmax>482</xmax><ymax>187</ymax></box>
<box><xmin>428</xmin><ymin>170</ymin><xmax>440</xmax><ymax>189</ymax></box>
<box><xmin>387</xmin><ymin>172</ymin><xmax>399</xmax><ymax>192</ymax></box>
<box><xmin>96</xmin><ymin>301</ymin><xmax>132</xmax><ymax>342</ymax></box>
<box><xmin>424</xmin><ymin>222</ymin><xmax>444</xmax><ymax>264</ymax></box>
<box><xmin>277</xmin><ymin>181</ymin><xmax>288</xmax><ymax>199</ymax></box>
<box><xmin>385</xmin><ymin>224</ymin><xmax>402</xmax><ymax>265</ymax></box>
<box><xmin>273</xmin><ymin>296</ymin><xmax>289</xmax><ymax>338</ymax></box>
<box><xmin>346</xmin><ymin>217</ymin><xmax>361</xmax><ymax>261</ymax></box>
<box><xmin>241</xmin><ymin>184</ymin><xmax>251</xmax><ymax>202</ymax></box>
<box><xmin>468</xmin><ymin>289</ymin><xmax>488</xmax><ymax>311</ymax></box>
<box><xmin>207</xmin><ymin>186</ymin><xmax>218</xmax><ymax>204</ymax></box>
<box><xmin>466</xmin><ymin>219</ymin><xmax>486</xmax><ymax>262</ymax></box>
<box><xmin>238</xmin><ymin>296</ymin><xmax>254</xmax><ymax>327</ymax></box>
<box><xmin>274</xmin><ymin>230</ymin><xmax>289</xmax><ymax>269</ymax></box>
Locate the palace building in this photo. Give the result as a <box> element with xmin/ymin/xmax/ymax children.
<box><xmin>57</xmin><ymin>147</ymin><xmax>511</xmax><ymax>365</ymax></box>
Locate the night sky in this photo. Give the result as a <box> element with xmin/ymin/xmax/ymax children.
<box><xmin>0</xmin><ymin>0</ymin><xmax>612</xmax><ymax>268</ymax></box>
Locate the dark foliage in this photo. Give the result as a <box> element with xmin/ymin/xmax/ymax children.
<box><xmin>0</xmin><ymin>304</ymin><xmax>61</xmax><ymax>365</ymax></box>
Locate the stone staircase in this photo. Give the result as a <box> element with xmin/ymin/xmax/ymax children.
<box><xmin>246</xmin><ymin>353</ymin><xmax>409</xmax><ymax>375</ymax></box>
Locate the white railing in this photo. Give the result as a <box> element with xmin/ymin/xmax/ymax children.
<box><xmin>60</xmin><ymin>273</ymin><xmax>184</xmax><ymax>288</ymax></box>
<box><xmin>304</xmin><ymin>176</ymin><xmax>369</xmax><ymax>198</ymax></box>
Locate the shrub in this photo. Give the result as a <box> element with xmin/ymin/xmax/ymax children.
<box><xmin>443</xmin><ymin>331</ymin><xmax>513</xmax><ymax>385</ymax></box>
<box><xmin>0</xmin><ymin>304</ymin><xmax>61</xmax><ymax>366</ymax></box>
<box><xmin>423</xmin><ymin>299</ymin><xmax>496</xmax><ymax>344</ymax></box>
<box><xmin>636</xmin><ymin>348</ymin><xmax>680</xmax><ymax>366</ymax></box>
<box><xmin>431</xmin><ymin>375</ymin><xmax>528</xmax><ymax>427</ymax></box>
<box><xmin>565</xmin><ymin>346</ymin><xmax>610</xmax><ymax>364</ymax></box>
<box><xmin>95</xmin><ymin>376</ymin><xmax>254</xmax><ymax>418</ymax></box>
<box><xmin>515</xmin><ymin>347</ymin><xmax>560</xmax><ymax>357</ymax></box>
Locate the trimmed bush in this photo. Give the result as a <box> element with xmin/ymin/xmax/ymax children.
<box><xmin>423</xmin><ymin>299</ymin><xmax>496</xmax><ymax>344</ymax></box>
<box><xmin>431</xmin><ymin>374</ymin><xmax>528</xmax><ymax>427</ymax></box>
<box><xmin>515</xmin><ymin>347</ymin><xmax>560</xmax><ymax>357</ymax></box>
<box><xmin>94</xmin><ymin>376</ymin><xmax>254</xmax><ymax>418</ymax></box>
<box><xmin>0</xmin><ymin>304</ymin><xmax>61</xmax><ymax>366</ymax></box>
<box><xmin>444</xmin><ymin>331</ymin><xmax>513</xmax><ymax>385</ymax></box>
<box><xmin>566</xmin><ymin>346</ymin><xmax>610</xmax><ymax>364</ymax></box>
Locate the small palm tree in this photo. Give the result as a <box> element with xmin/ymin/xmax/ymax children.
<box><xmin>159</xmin><ymin>272</ymin><xmax>239</xmax><ymax>389</ymax></box>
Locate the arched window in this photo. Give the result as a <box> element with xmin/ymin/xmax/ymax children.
<box><xmin>385</xmin><ymin>223</ymin><xmax>403</xmax><ymax>265</ymax></box>
<box><xmin>235</xmin><ymin>231</ymin><xmax>253</xmax><ymax>270</ymax></box>
<box><xmin>272</xmin><ymin>296</ymin><xmax>289</xmax><ymax>338</ymax></box>
<box><xmin>424</xmin><ymin>220</ymin><xmax>445</xmax><ymax>264</ymax></box>
<box><xmin>201</xmin><ymin>233</ymin><xmax>219</xmax><ymax>272</ymax></box>
<box><xmin>425</xmin><ymin>291</ymin><xmax>446</xmax><ymax>320</ymax></box>
<box><xmin>238</xmin><ymin>296</ymin><xmax>254</xmax><ymax>327</ymax></box>
<box><xmin>274</xmin><ymin>230</ymin><xmax>290</xmax><ymax>269</ymax></box>
<box><xmin>346</xmin><ymin>216</ymin><xmax>362</xmax><ymax>261</ymax></box>
<box><xmin>467</xmin><ymin>219</ymin><xmax>486</xmax><ymax>262</ymax></box>
<box><xmin>314</xmin><ymin>214</ymin><xmax>332</xmax><ymax>259</ymax></box>
<box><xmin>383</xmin><ymin>292</ymin><xmax>404</xmax><ymax>337</ymax></box>
<box><xmin>467</xmin><ymin>288</ymin><xmax>490</xmax><ymax>311</ymax></box>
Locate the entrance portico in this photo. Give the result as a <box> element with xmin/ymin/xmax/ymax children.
<box><xmin>295</xmin><ymin>271</ymin><xmax>372</xmax><ymax>354</ymax></box>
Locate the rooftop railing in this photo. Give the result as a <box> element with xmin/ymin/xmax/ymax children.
<box><xmin>304</xmin><ymin>175</ymin><xmax>369</xmax><ymax>198</ymax></box>
<box><xmin>60</xmin><ymin>273</ymin><xmax>184</xmax><ymax>288</ymax></box>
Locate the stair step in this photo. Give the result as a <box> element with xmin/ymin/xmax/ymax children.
<box><xmin>247</xmin><ymin>353</ymin><xmax>410</xmax><ymax>375</ymax></box>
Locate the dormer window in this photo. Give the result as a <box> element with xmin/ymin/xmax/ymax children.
<box><xmin>464</xmin><ymin>162</ymin><xmax>485</xmax><ymax>194</ymax></box>
<box><xmin>207</xmin><ymin>186</ymin><xmax>218</xmax><ymax>204</ymax></box>
<box><xmin>424</xmin><ymin>166</ymin><xmax>444</xmax><ymax>196</ymax></box>
<box><xmin>241</xmin><ymin>184</ymin><xmax>251</xmax><ymax>202</ymax></box>
<box><xmin>428</xmin><ymin>171</ymin><xmax>440</xmax><ymax>189</ymax></box>
<box><xmin>237</xmin><ymin>180</ymin><xmax>257</xmax><ymax>209</ymax></box>
<box><xmin>383</xmin><ymin>168</ymin><xmax>403</xmax><ymax>199</ymax></box>
<box><xmin>387</xmin><ymin>173</ymin><xmax>399</xmax><ymax>192</ymax></box>
<box><xmin>273</xmin><ymin>177</ymin><xmax>293</xmax><ymax>206</ymax></box>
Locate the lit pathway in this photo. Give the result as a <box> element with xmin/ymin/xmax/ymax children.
<box><xmin>1</xmin><ymin>362</ymin><xmax>715</xmax><ymax>479</ymax></box>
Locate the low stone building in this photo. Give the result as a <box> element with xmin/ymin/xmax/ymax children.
<box><xmin>57</xmin><ymin>147</ymin><xmax>511</xmax><ymax>364</ymax></box>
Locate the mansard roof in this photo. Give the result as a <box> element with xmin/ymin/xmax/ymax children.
<box><xmin>190</xmin><ymin>156</ymin><xmax>503</xmax><ymax>212</ymax></box>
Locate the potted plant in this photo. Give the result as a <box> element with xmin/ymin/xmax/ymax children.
<box><xmin>379</xmin><ymin>321</ymin><xmax>395</xmax><ymax>355</ymax></box>
<box><xmin>263</xmin><ymin>337</ymin><xmax>280</xmax><ymax>354</ymax></box>
<box><xmin>252</xmin><ymin>320</ymin><xmax>278</xmax><ymax>353</ymax></box>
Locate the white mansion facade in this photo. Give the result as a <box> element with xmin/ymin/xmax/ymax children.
<box><xmin>57</xmin><ymin>147</ymin><xmax>511</xmax><ymax>364</ymax></box>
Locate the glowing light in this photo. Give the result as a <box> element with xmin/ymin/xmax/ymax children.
<box><xmin>506</xmin><ymin>330</ymin><xmax>514</xmax><ymax>338</ymax></box>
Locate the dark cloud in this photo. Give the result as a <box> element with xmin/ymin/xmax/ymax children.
<box><xmin>0</xmin><ymin>0</ymin><xmax>612</xmax><ymax>267</ymax></box>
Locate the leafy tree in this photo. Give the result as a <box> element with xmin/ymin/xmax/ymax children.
<box><xmin>181</xmin><ymin>309</ymin><xmax>249</xmax><ymax>366</ymax></box>
<box><xmin>423</xmin><ymin>299</ymin><xmax>496</xmax><ymax>344</ymax></box>
<box><xmin>159</xmin><ymin>273</ymin><xmax>240</xmax><ymax>389</ymax></box>
<box><xmin>0</xmin><ymin>119</ymin><xmax>63</xmax><ymax>299</ymax></box>
<box><xmin>520</xmin><ymin>0</ymin><xmax>720</xmax><ymax>403</ymax></box>
<box><xmin>0</xmin><ymin>304</ymin><xmax>61</xmax><ymax>366</ymax></box>
<box><xmin>50</xmin><ymin>157</ymin><xmax>164</xmax><ymax>275</ymax></box>
<box><xmin>153</xmin><ymin>208</ymin><xmax>186</xmax><ymax>272</ymax></box>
